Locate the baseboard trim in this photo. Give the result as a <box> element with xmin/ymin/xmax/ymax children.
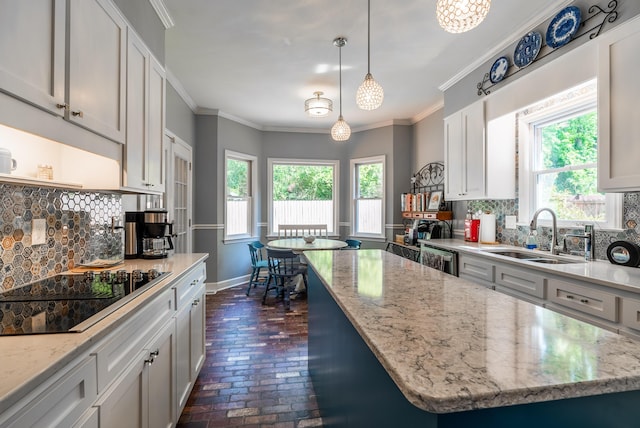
<box><xmin>205</xmin><ymin>274</ymin><xmax>251</xmax><ymax>294</ymax></box>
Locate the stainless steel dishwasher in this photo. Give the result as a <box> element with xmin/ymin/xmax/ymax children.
<box><xmin>419</xmin><ymin>244</ymin><xmax>458</xmax><ymax>276</ymax></box>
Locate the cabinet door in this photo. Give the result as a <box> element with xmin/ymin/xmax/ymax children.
<box><xmin>598</xmin><ymin>16</ymin><xmax>640</xmax><ymax>192</ymax></box>
<box><xmin>461</xmin><ymin>101</ymin><xmax>486</xmax><ymax>199</ymax></box>
<box><xmin>444</xmin><ymin>113</ymin><xmax>463</xmax><ymax>200</ymax></box>
<box><xmin>190</xmin><ymin>287</ymin><xmax>206</xmax><ymax>380</ymax></box>
<box><xmin>68</xmin><ymin>0</ymin><xmax>126</xmax><ymax>143</ymax></box>
<box><xmin>444</xmin><ymin>101</ymin><xmax>485</xmax><ymax>200</ymax></box>
<box><xmin>147</xmin><ymin>56</ymin><xmax>166</xmax><ymax>192</ymax></box>
<box><xmin>96</xmin><ymin>350</ymin><xmax>147</xmax><ymax>428</ymax></box>
<box><xmin>0</xmin><ymin>0</ymin><xmax>66</xmax><ymax>115</ymax></box>
<box><xmin>147</xmin><ymin>319</ymin><xmax>176</xmax><ymax>428</ymax></box>
<box><xmin>175</xmin><ymin>300</ymin><xmax>193</xmax><ymax>413</ymax></box>
<box><xmin>124</xmin><ymin>29</ymin><xmax>149</xmax><ymax>190</ymax></box>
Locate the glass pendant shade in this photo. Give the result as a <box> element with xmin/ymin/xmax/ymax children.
<box><xmin>331</xmin><ymin>115</ymin><xmax>351</xmax><ymax>141</ymax></box>
<box><xmin>356</xmin><ymin>73</ymin><xmax>384</xmax><ymax>110</ymax></box>
<box><xmin>436</xmin><ymin>0</ymin><xmax>491</xmax><ymax>34</ymax></box>
<box><xmin>305</xmin><ymin>91</ymin><xmax>333</xmax><ymax>117</ymax></box>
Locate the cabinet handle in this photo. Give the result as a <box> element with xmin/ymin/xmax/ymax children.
<box><xmin>145</xmin><ymin>349</ymin><xmax>160</xmax><ymax>365</ymax></box>
<box><xmin>56</xmin><ymin>103</ymin><xmax>69</xmax><ymax>111</ymax></box>
<box><xmin>71</xmin><ymin>110</ymin><xmax>83</xmax><ymax>118</ymax></box>
<box><xmin>192</xmin><ymin>298</ymin><xmax>200</xmax><ymax>306</ymax></box>
<box><xmin>580</xmin><ymin>299</ymin><xmax>589</xmax><ymax>304</ymax></box>
<box><xmin>566</xmin><ymin>295</ymin><xmax>574</xmax><ymax>299</ymax></box>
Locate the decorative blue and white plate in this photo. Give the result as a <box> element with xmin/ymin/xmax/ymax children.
<box><xmin>546</xmin><ymin>6</ymin><xmax>581</xmax><ymax>49</ymax></box>
<box><xmin>513</xmin><ymin>31</ymin><xmax>542</xmax><ymax>68</ymax></box>
<box><xmin>489</xmin><ymin>56</ymin><xmax>509</xmax><ymax>84</ymax></box>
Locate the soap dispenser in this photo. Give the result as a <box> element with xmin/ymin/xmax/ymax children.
<box><xmin>526</xmin><ymin>230</ymin><xmax>537</xmax><ymax>250</ymax></box>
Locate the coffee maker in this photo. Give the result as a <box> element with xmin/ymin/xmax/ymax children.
<box><xmin>124</xmin><ymin>210</ymin><xmax>174</xmax><ymax>259</ymax></box>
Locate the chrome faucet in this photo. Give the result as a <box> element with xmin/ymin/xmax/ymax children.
<box><xmin>565</xmin><ymin>224</ymin><xmax>595</xmax><ymax>261</ymax></box>
<box><xmin>530</xmin><ymin>208</ymin><xmax>559</xmax><ymax>255</ymax></box>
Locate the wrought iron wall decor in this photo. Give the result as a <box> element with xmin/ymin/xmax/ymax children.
<box><xmin>477</xmin><ymin>0</ymin><xmax>618</xmax><ymax>96</ymax></box>
<box><xmin>410</xmin><ymin>161</ymin><xmax>445</xmax><ymax>194</ymax></box>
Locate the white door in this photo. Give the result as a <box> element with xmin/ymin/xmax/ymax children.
<box><xmin>165</xmin><ymin>133</ymin><xmax>193</xmax><ymax>253</ymax></box>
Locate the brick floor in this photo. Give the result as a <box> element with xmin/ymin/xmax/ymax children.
<box><xmin>176</xmin><ymin>285</ymin><xmax>323</xmax><ymax>428</ymax></box>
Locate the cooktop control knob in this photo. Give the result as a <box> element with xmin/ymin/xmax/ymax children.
<box><xmin>132</xmin><ymin>269</ymin><xmax>143</xmax><ymax>282</ymax></box>
<box><xmin>116</xmin><ymin>270</ymin><xmax>128</xmax><ymax>282</ymax></box>
<box><xmin>148</xmin><ymin>269</ymin><xmax>160</xmax><ymax>279</ymax></box>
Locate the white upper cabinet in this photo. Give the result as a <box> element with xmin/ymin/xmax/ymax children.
<box><xmin>68</xmin><ymin>0</ymin><xmax>126</xmax><ymax>143</ymax></box>
<box><xmin>0</xmin><ymin>0</ymin><xmax>127</xmax><ymax>145</ymax></box>
<box><xmin>123</xmin><ymin>29</ymin><xmax>165</xmax><ymax>193</ymax></box>
<box><xmin>598</xmin><ymin>16</ymin><xmax>640</xmax><ymax>192</ymax></box>
<box><xmin>0</xmin><ymin>0</ymin><xmax>66</xmax><ymax>115</ymax></box>
<box><xmin>444</xmin><ymin>100</ymin><xmax>486</xmax><ymax>200</ymax></box>
<box><xmin>444</xmin><ymin>100</ymin><xmax>515</xmax><ymax>201</ymax></box>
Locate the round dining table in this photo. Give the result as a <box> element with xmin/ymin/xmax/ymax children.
<box><xmin>267</xmin><ymin>238</ymin><xmax>348</xmax><ymax>252</ymax></box>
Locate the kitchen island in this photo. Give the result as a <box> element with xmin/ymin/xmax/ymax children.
<box><xmin>305</xmin><ymin>249</ymin><xmax>640</xmax><ymax>427</ymax></box>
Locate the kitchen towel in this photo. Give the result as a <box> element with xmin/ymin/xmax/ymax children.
<box><xmin>479</xmin><ymin>212</ymin><xmax>496</xmax><ymax>244</ymax></box>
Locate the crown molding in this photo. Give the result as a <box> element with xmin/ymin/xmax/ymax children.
<box><xmin>438</xmin><ymin>0</ymin><xmax>572</xmax><ymax>91</ymax></box>
<box><xmin>411</xmin><ymin>100</ymin><xmax>444</xmax><ymax>124</ymax></box>
<box><xmin>148</xmin><ymin>0</ymin><xmax>175</xmax><ymax>29</ymax></box>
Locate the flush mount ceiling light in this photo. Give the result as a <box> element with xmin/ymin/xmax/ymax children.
<box><xmin>436</xmin><ymin>0</ymin><xmax>491</xmax><ymax>34</ymax></box>
<box><xmin>331</xmin><ymin>37</ymin><xmax>351</xmax><ymax>142</ymax></box>
<box><xmin>305</xmin><ymin>91</ymin><xmax>333</xmax><ymax>117</ymax></box>
<box><xmin>356</xmin><ymin>0</ymin><xmax>384</xmax><ymax>110</ymax></box>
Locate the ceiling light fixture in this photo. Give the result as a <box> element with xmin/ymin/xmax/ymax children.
<box><xmin>331</xmin><ymin>37</ymin><xmax>351</xmax><ymax>142</ymax></box>
<box><xmin>436</xmin><ymin>0</ymin><xmax>491</xmax><ymax>34</ymax></box>
<box><xmin>356</xmin><ymin>0</ymin><xmax>383</xmax><ymax>110</ymax></box>
<box><xmin>305</xmin><ymin>91</ymin><xmax>333</xmax><ymax>117</ymax></box>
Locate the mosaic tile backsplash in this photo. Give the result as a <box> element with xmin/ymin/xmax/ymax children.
<box><xmin>453</xmin><ymin>194</ymin><xmax>640</xmax><ymax>261</ymax></box>
<box><xmin>0</xmin><ymin>184</ymin><xmax>123</xmax><ymax>292</ymax></box>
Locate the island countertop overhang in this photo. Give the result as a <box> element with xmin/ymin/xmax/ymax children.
<box><xmin>304</xmin><ymin>249</ymin><xmax>640</xmax><ymax>414</ymax></box>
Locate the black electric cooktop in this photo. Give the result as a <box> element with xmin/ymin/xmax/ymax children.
<box><xmin>0</xmin><ymin>269</ymin><xmax>169</xmax><ymax>335</ymax></box>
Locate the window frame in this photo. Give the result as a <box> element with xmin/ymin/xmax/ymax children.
<box><xmin>267</xmin><ymin>158</ymin><xmax>340</xmax><ymax>237</ymax></box>
<box><xmin>517</xmin><ymin>81</ymin><xmax>622</xmax><ymax>230</ymax></box>
<box><xmin>350</xmin><ymin>155</ymin><xmax>386</xmax><ymax>239</ymax></box>
<box><xmin>224</xmin><ymin>150</ymin><xmax>257</xmax><ymax>241</ymax></box>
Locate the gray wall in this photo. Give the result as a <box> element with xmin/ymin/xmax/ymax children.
<box><xmin>443</xmin><ymin>0</ymin><xmax>640</xmax><ymax>116</ymax></box>
<box><xmin>413</xmin><ymin>108</ymin><xmax>444</xmax><ymax>171</ymax></box>
<box><xmin>166</xmin><ymin>82</ymin><xmax>196</xmax><ymax>147</ymax></box>
<box><xmin>113</xmin><ymin>0</ymin><xmax>165</xmax><ymax>64</ymax></box>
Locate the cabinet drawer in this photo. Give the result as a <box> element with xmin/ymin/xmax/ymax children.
<box><xmin>0</xmin><ymin>356</ymin><xmax>97</xmax><ymax>428</ymax></box>
<box><xmin>547</xmin><ymin>279</ymin><xmax>618</xmax><ymax>322</ymax></box>
<box><xmin>621</xmin><ymin>297</ymin><xmax>640</xmax><ymax>331</ymax></box>
<box><xmin>95</xmin><ymin>286</ymin><xmax>175</xmax><ymax>392</ymax></box>
<box><xmin>495</xmin><ymin>265</ymin><xmax>546</xmax><ymax>298</ymax></box>
<box><xmin>175</xmin><ymin>262</ymin><xmax>207</xmax><ymax>309</ymax></box>
<box><xmin>459</xmin><ymin>256</ymin><xmax>494</xmax><ymax>283</ymax></box>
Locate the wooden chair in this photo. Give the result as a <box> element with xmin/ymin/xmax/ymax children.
<box><xmin>246</xmin><ymin>241</ymin><xmax>270</xmax><ymax>296</ymax></box>
<box><xmin>277</xmin><ymin>224</ymin><xmax>328</xmax><ymax>238</ymax></box>
<box><xmin>264</xmin><ymin>248</ymin><xmax>308</xmax><ymax>310</ymax></box>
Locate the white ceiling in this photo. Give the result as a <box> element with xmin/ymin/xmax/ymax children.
<box><xmin>163</xmin><ymin>0</ymin><xmax>568</xmax><ymax>131</ymax></box>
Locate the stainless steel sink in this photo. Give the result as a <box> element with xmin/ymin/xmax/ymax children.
<box><xmin>481</xmin><ymin>249</ymin><xmax>584</xmax><ymax>264</ymax></box>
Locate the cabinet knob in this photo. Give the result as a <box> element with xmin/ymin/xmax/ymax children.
<box><xmin>56</xmin><ymin>103</ymin><xmax>69</xmax><ymax>110</ymax></box>
<box><xmin>145</xmin><ymin>349</ymin><xmax>160</xmax><ymax>365</ymax></box>
<box><xmin>192</xmin><ymin>298</ymin><xmax>200</xmax><ymax>306</ymax></box>
<box><xmin>71</xmin><ymin>110</ymin><xmax>83</xmax><ymax>118</ymax></box>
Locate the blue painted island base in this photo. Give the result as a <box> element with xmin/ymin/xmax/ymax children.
<box><xmin>307</xmin><ymin>269</ymin><xmax>640</xmax><ymax>428</ymax></box>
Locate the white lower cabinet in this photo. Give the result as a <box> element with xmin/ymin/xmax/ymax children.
<box><xmin>95</xmin><ymin>318</ymin><xmax>176</xmax><ymax>428</ymax></box>
<box><xmin>0</xmin><ymin>356</ymin><xmax>97</xmax><ymax>428</ymax></box>
<box><xmin>546</xmin><ymin>278</ymin><xmax>618</xmax><ymax>323</ymax></box>
<box><xmin>495</xmin><ymin>264</ymin><xmax>546</xmax><ymax>300</ymax></box>
<box><xmin>458</xmin><ymin>254</ymin><xmax>495</xmax><ymax>285</ymax></box>
<box><xmin>175</xmin><ymin>264</ymin><xmax>207</xmax><ymax>415</ymax></box>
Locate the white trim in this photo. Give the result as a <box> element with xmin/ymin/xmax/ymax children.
<box><xmin>148</xmin><ymin>0</ymin><xmax>174</xmax><ymax>29</ymax></box>
<box><xmin>412</xmin><ymin>100</ymin><xmax>445</xmax><ymax>124</ymax></box>
<box><xmin>193</xmin><ymin>224</ymin><xmax>224</xmax><ymax>230</ymax></box>
<box><xmin>205</xmin><ymin>275</ymin><xmax>251</xmax><ymax>294</ymax></box>
<box><xmin>267</xmin><ymin>158</ymin><xmax>340</xmax><ymax>236</ymax></box>
<box><xmin>438</xmin><ymin>0</ymin><xmax>572</xmax><ymax>91</ymax></box>
<box><xmin>350</xmin><ymin>155</ymin><xmax>386</xmax><ymax>239</ymax></box>
<box><xmin>225</xmin><ymin>150</ymin><xmax>258</xmax><ymax>240</ymax></box>
<box><xmin>165</xmin><ymin>67</ymin><xmax>198</xmax><ymax>112</ymax></box>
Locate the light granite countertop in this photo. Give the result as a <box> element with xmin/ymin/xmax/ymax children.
<box><xmin>0</xmin><ymin>253</ymin><xmax>208</xmax><ymax>414</ymax></box>
<box><xmin>304</xmin><ymin>249</ymin><xmax>640</xmax><ymax>413</ymax></box>
<box><xmin>418</xmin><ymin>239</ymin><xmax>640</xmax><ymax>293</ymax></box>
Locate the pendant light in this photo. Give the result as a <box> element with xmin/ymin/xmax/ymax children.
<box><xmin>331</xmin><ymin>37</ymin><xmax>351</xmax><ymax>142</ymax></box>
<box><xmin>356</xmin><ymin>0</ymin><xmax>383</xmax><ymax>110</ymax></box>
<box><xmin>436</xmin><ymin>0</ymin><xmax>491</xmax><ymax>34</ymax></box>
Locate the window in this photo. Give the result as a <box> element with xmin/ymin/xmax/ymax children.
<box><xmin>225</xmin><ymin>150</ymin><xmax>256</xmax><ymax>239</ymax></box>
<box><xmin>268</xmin><ymin>159</ymin><xmax>339</xmax><ymax>236</ymax></box>
<box><xmin>517</xmin><ymin>80</ymin><xmax>621</xmax><ymax>229</ymax></box>
<box><xmin>351</xmin><ymin>156</ymin><xmax>385</xmax><ymax>238</ymax></box>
